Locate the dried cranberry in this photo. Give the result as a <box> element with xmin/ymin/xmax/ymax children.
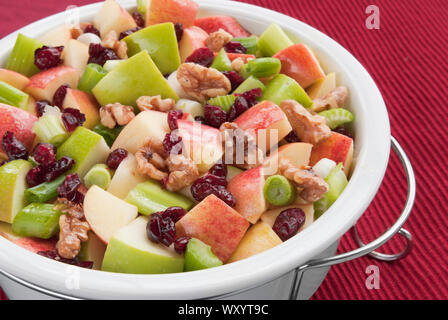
<box><xmin>185</xmin><ymin>47</ymin><xmax>214</xmax><ymax>67</ymax></box>
<box><xmin>83</xmin><ymin>24</ymin><xmax>100</xmax><ymax>37</ymax></box>
<box><xmin>34</xmin><ymin>46</ymin><xmax>64</xmax><ymax>70</ymax></box>
<box><xmin>2</xmin><ymin>131</ymin><xmax>28</xmax><ymax>161</ymax></box>
<box><xmin>334</xmin><ymin>126</ymin><xmax>354</xmax><ymax>139</ymax></box>
<box><xmin>224</xmin><ymin>41</ymin><xmax>247</xmax><ymax>54</ymax></box>
<box><xmin>222</xmin><ymin>71</ymin><xmax>244</xmax><ymax>92</ymax></box>
<box><xmin>209</xmin><ymin>162</ymin><xmax>227</xmax><ymax>178</ymax></box>
<box><xmin>88</xmin><ymin>43</ymin><xmax>119</xmax><ymax>67</ymax></box>
<box><xmin>26</xmin><ymin>165</ymin><xmax>46</xmax><ymax>187</ymax></box>
<box><xmin>191</xmin><ymin>174</ymin><xmax>230</xmax><ymax>202</ymax></box>
<box><xmin>272</xmin><ymin>208</ymin><xmax>306</xmax><ymax>241</ymax></box>
<box><xmin>194</xmin><ymin>116</ymin><xmax>206</xmax><ymax>123</ymax></box>
<box><xmin>119</xmin><ymin>27</ymin><xmax>142</xmax><ymax>40</ymax></box>
<box><xmin>61</xmin><ymin>108</ymin><xmax>86</xmax><ymax>132</ymax></box>
<box><xmin>174</xmin><ymin>236</ymin><xmax>190</xmax><ymax>254</ymax></box>
<box><xmin>284</xmin><ymin>131</ymin><xmax>300</xmax><ymax>143</ymax></box>
<box><xmin>227</xmin><ymin>96</ymin><xmax>249</xmax><ymax>121</ymax></box>
<box><xmin>213</xmin><ymin>186</ymin><xmax>237</xmax><ymax>207</ymax></box>
<box><xmin>161</xmin><ymin>206</ymin><xmax>187</xmax><ymax>223</ymax></box>
<box><xmin>163</xmin><ymin>133</ymin><xmax>183</xmax><ymax>155</ymax></box>
<box><xmin>234</xmin><ymin>88</ymin><xmax>262</xmax><ymax>107</ymax></box>
<box><xmin>57</xmin><ymin>173</ymin><xmax>82</xmax><ymax>201</ymax></box>
<box><xmin>174</xmin><ymin>22</ymin><xmax>184</xmax><ymax>42</ymax></box>
<box><xmin>167</xmin><ymin>110</ymin><xmax>184</xmax><ymax>130</ymax></box>
<box><xmin>204</xmin><ymin>104</ymin><xmax>227</xmax><ymax>128</ymax></box>
<box><xmin>53</xmin><ymin>84</ymin><xmax>70</xmax><ymax>109</ymax></box>
<box><xmin>106</xmin><ymin>148</ymin><xmax>128</xmax><ymax>169</ymax></box>
<box><xmin>132</xmin><ymin>12</ymin><xmax>145</xmax><ymax>28</ymax></box>
<box><xmin>37</xmin><ymin>250</ymin><xmax>93</xmax><ymax>269</ymax></box>
<box><xmin>44</xmin><ymin>156</ymin><xmax>75</xmax><ymax>182</ymax></box>
<box><xmin>147</xmin><ymin>213</ymin><xmax>176</xmax><ymax>247</ymax></box>
<box><xmin>32</xmin><ymin>143</ymin><xmax>56</xmax><ymax>166</ymax></box>
<box><xmin>36</xmin><ymin>100</ymin><xmax>50</xmax><ymax>117</ymax></box>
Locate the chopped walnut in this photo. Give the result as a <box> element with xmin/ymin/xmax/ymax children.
<box><xmin>70</xmin><ymin>26</ymin><xmax>83</xmax><ymax>39</ymax></box>
<box><xmin>136</xmin><ymin>137</ymin><xmax>169</xmax><ymax>181</ymax></box>
<box><xmin>311</xmin><ymin>86</ymin><xmax>349</xmax><ymax>113</ymax></box>
<box><xmin>100</xmin><ymin>103</ymin><xmax>135</xmax><ymax>128</ymax></box>
<box><xmin>101</xmin><ymin>30</ymin><xmax>128</xmax><ymax>59</ymax></box>
<box><xmin>115</xmin><ymin>41</ymin><xmax>128</xmax><ymax>59</ymax></box>
<box><xmin>136</xmin><ymin>95</ymin><xmax>175</xmax><ymax>112</ymax></box>
<box><xmin>165</xmin><ymin>154</ymin><xmax>200</xmax><ymax>191</ymax></box>
<box><xmin>279</xmin><ymin>159</ymin><xmax>329</xmax><ymax>202</ymax></box>
<box><xmin>205</xmin><ymin>28</ymin><xmax>233</xmax><ymax>52</ymax></box>
<box><xmin>220</xmin><ymin>122</ymin><xmax>264</xmax><ymax>170</ymax></box>
<box><xmin>231</xmin><ymin>57</ymin><xmax>245</xmax><ymax>72</ymax></box>
<box><xmin>177</xmin><ymin>63</ymin><xmax>231</xmax><ymax>102</ymax></box>
<box><xmin>280</xmin><ymin>100</ymin><xmax>331</xmax><ymax>145</ymax></box>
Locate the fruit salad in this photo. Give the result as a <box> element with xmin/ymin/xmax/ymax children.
<box><xmin>0</xmin><ymin>0</ymin><xmax>355</xmax><ymax>274</ymax></box>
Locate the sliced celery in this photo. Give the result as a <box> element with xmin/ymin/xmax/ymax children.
<box><xmin>211</xmin><ymin>49</ymin><xmax>232</xmax><ymax>72</ymax></box>
<box><xmin>263</xmin><ymin>175</ymin><xmax>296</xmax><ymax>206</ymax></box>
<box><xmin>234</xmin><ymin>76</ymin><xmax>265</xmax><ymax>94</ymax></box>
<box><xmin>0</xmin><ymin>80</ymin><xmax>29</xmax><ymax>109</ymax></box>
<box><xmin>233</xmin><ymin>36</ymin><xmax>258</xmax><ymax>55</ymax></box>
<box><xmin>78</xmin><ymin>63</ymin><xmax>108</xmax><ymax>93</ymax></box>
<box><xmin>33</xmin><ymin>114</ymin><xmax>69</xmax><ymax>146</ymax></box>
<box><xmin>258</xmin><ymin>24</ymin><xmax>293</xmax><ymax>57</ymax></box>
<box><xmin>318</xmin><ymin>108</ymin><xmax>355</xmax><ymax>129</ymax></box>
<box><xmin>12</xmin><ymin>203</ymin><xmax>63</xmax><ymax>239</ymax></box>
<box><xmin>208</xmin><ymin>95</ymin><xmax>236</xmax><ymax>112</ymax></box>
<box><xmin>6</xmin><ymin>34</ymin><xmax>43</xmax><ymax>77</ymax></box>
<box><xmin>84</xmin><ymin>164</ymin><xmax>112</xmax><ymax>189</ymax></box>
<box><xmin>244</xmin><ymin>58</ymin><xmax>281</xmax><ymax>78</ymax></box>
<box><xmin>24</xmin><ymin>175</ymin><xmax>66</xmax><ymax>203</ymax></box>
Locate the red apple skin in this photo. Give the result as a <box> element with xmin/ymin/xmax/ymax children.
<box><xmin>273</xmin><ymin>44</ymin><xmax>325</xmax><ymax>88</ymax></box>
<box><xmin>13</xmin><ymin>237</ymin><xmax>57</xmax><ymax>253</ymax></box>
<box><xmin>0</xmin><ymin>68</ymin><xmax>30</xmax><ymax>90</ymax></box>
<box><xmin>148</xmin><ymin>0</ymin><xmax>199</xmax><ymax>27</ymax></box>
<box><xmin>24</xmin><ymin>66</ymin><xmax>79</xmax><ymax>102</ymax></box>
<box><xmin>227</xmin><ymin>166</ymin><xmax>266</xmax><ymax>224</ymax></box>
<box><xmin>179</xmin><ymin>26</ymin><xmax>209</xmax><ymax>62</ymax></box>
<box><xmin>194</xmin><ymin>16</ymin><xmax>251</xmax><ymax>37</ymax></box>
<box><xmin>309</xmin><ymin>132</ymin><xmax>354</xmax><ymax>174</ymax></box>
<box><xmin>176</xmin><ymin>194</ymin><xmax>250</xmax><ymax>262</ymax></box>
<box><xmin>0</xmin><ymin>103</ymin><xmax>38</xmax><ymax>155</ymax></box>
<box><xmin>63</xmin><ymin>88</ymin><xmax>100</xmax><ymax>129</ymax></box>
<box><xmin>226</xmin><ymin>53</ymin><xmax>256</xmax><ymax>63</ymax></box>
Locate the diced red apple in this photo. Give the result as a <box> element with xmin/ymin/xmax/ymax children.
<box><xmin>309</xmin><ymin>132</ymin><xmax>354</xmax><ymax>175</ymax></box>
<box><xmin>0</xmin><ymin>103</ymin><xmax>37</xmax><ymax>156</ymax></box>
<box><xmin>234</xmin><ymin>101</ymin><xmax>292</xmax><ymax>153</ymax></box>
<box><xmin>0</xmin><ymin>68</ymin><xmax>30</xmax><ymax>91</ymax></box>
<box><xmin>273</xmin><ymin>44</ymin><xmax>325</xmax><ymax>88</ymax></box>
<box><xmin>38</xmin><ymin>25</ymin><xmax>73</xmax><ymax>47</ymax></box>
<box><xmin>63</xmin><ymin>39</ymin><xmax>89</xmax><ymax>76</ymax></box>
<box><xmin>263</xmin><ymin>142</ymin><xmax>312</xmax><ymax>175</ymax></box>
<box><xmin>147</xmin><ymin>0</ymin><xmax>199</xmax><ymax>27</ymax></box>
<box><xmin>13</xmin><ymin>237</ymin><xmax>57</xmax><ymax>253</ymax></box>
<box><xmin>261</xmin><ymin>203</ymin><xmax>315</xmax><ymax>234</ymax></box>
<box><xmin>226</xmin><ymin>53</ymin><xmax>256</xmax><ymax>63</ymax></box>
<box><xmin>62</xmin><ymin>88</ymin><xmax>100</xmax><ymax>129</ymax></box>
<box><xmin>179</xmin><ymin>26</ymin><xmax>209</xmax><ymax>62</ymax></box>
<box><xmin>176</xmin><ymin>119</ymin><xmax>223</xmax><ymax>173</ymax></box>
<box><xmin>24</xmin><ymin>66</ymin><xmax>79</xmax><ymax>102</ymax></box>
<box><xmin>176</xmin><ymin>194</ymin><xmax>250</xmax><ymax>262</ymax></box>
<box><xmin>93</xmin><ymin>0</ymin><xmax>138</xmax><ymax>38</ymax></box>
<box><xmin>227</xmin><ymin>166</ymin><xmax>266</xmax><ymax>224</ymax></box>
<box><xmin>194</xmin><ymin>16</ymin><xmax>251</xmax><ymax>37</ymax></box>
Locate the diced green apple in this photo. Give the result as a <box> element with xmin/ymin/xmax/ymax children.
<box><xmin>234</xmin><ymin>76</ymin><xmax>265</xmax><ymax>94</ymax></box>
<box><xmin>262</xmin><ymin>74</ymin><xmax>313</xmax><ymax>108</ymax></box>
<box><xmin>0</xmin><ymin>80</ymin><xmax>29</xmax><ymax>109</ymax></box>
<box><xmin>12</xmin><ymin>203</ymin><xmax>62</xmax><ymax>239</ymax></box>
<box><xmin>211</xmin><ymin>49</ymin><xmax>232</xmax><ymax>72</ymax></box>
<box><xmin>79</xmin><ymin>231</ymin><xmax>107</xmax><ymax>270</ymax></box>
<box><xmin>107</xmin><ymin>153</ymin><xmax>146</xmax><ymax>199</ymax></box>
<box><xmin>232</xmin><ymin>36</ymin><xmax>258</xmax><ymax>55</ymax></box>
<box><xmin>0</xmin><ymin>160</ymin><xmax>32</xmax><ymax>223</ymax></box>
<box><xmin>102</xmin><ymin>216</ymin><xmax>184</xmax><ymax>274</ymax></box>
<box><xmin>6</xmin><ymin>34</ymin><xmax>43</xmax><ymax>77</ymax></box>
<box><xmin>258</xmin><ymin>24</ymin><xmax>293</xmax><ymax>57</ymax></box>
<box><xmin>184</xmin><ymin>238</ymin><xmax>223</xmax><ymax>271</ymax></box>
<box><xmin>56</xmin><ymin>127</ymin><xmax>110</xmax><ymax>178</ymax></box>
<box><xmin>92</xmin><ymin>51</ymin><xmax>179</xmax><ymax>107</ymax></box>
<box><xmin>123</xmin><ymin>23</ymin><xmax>181</xmax><ymax>75</ymax></box>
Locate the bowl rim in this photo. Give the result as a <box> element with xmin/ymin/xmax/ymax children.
<box><xmin>0</xmin><ymin>0</ymin><xmax>390</xmax><ymax>299</ymax></box>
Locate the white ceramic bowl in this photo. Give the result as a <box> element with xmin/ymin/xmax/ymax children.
<box><xmin>0</xmin><ymin>0</ymin><xmax>390</xmax><ymax>299</ymax></box>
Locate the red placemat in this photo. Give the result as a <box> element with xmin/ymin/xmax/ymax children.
<box><xmin>0</xmin><ymin>0</ymin><xmax>447</xmax><ymax>300</ymax></box>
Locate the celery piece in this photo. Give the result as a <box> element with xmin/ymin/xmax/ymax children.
<box><xmin>12</xmin><ymin>203</ymin><xmax>63</xmax><ymax>239</ymax></box>
<box><xmin>33</xmin><ymin>114</ymin><xmax>69</xmax><ymax>146</ymax></box>
<box><xmin>245</xmin><ymin>58</ymin><xmax>281</xmax><ymax>78</ymax></box>
<box><xmin>233</xmin><ymin>36</ymin><xmax>258</xmax><ymax>55</ymax></box>
<box><xmin>78</xmin><ymin>63</ymin><xmax>108</xmax><ymax>93</ymax></box>
<box><xmin>92</xmin><ymin>124</ymin><xmax>123</xmax><ymax>147</ymax></box>
<box><xmin>211</xmin><ymin>49</ymin><xmax>232</xmax><ymax>72</ymax></box>
<box><xmin>0</xmin><ymin>80</ymin><xmax>29</xmax><ymax>109</ymax></box>
<box><xmin>318</xmin><ymin>108</ymin><xmax>355</xmax><ymax>129</ymax></box>
<box><xmin>263</xmin><ymin>175</ymin><xmax>296</xmax><ymax>206</ymax></box>
<box><xmin>262</xmin><ymin>74</ymin><xmax>313</xmax><ymax>108</ymax></box>
<box><xmin>184</xmin><ymin>238</ymin><xmax>223</xmax><ymax>271</ymax></box>
<box><xmin>126</xmin><ymin>180</ymin><xmax>194</xmax><ymax>215</ymax></box>
<box><xmin>6</xmin><ymin>34</ymin><xmax>43</xmax><ymax>77</ymax></box>
<box><xmin>234</xmin><ymin>76</ymin><xmax>265</xmax><ymax>94</ymax></box>
<box><xmin>84</xmin><ymin>164</ymin><xmax>112</xmax><ymax>189</ymax></box>
<box><xmin>258</xmin><ymin>24</ymin><xmax>294</xmax><ymax>57</ymax></box>
<box><xmin>24</xmin><ymin>174</ymin><xmax>66</xmax><ymax>203</ymax></box>
<box><xmin>207</xmin><ymin>95</ymin><xmax>236</xmax><ymax>112</ymax></box>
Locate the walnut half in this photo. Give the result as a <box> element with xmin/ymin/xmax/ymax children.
<box><xmin>100</xmin><ymin>103</ymin><xmax>135</xmax><ymax>128</ymax></box>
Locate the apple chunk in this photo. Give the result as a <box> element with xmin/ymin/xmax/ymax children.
<box><xmin>234</xmin><ymin>101</ymin><xmax>292</xmax><ymax>153</ymax></box>
<box><xmin>102</xmin><ymin>216</ymin><xmax>184</xmax><ymax>274</ymax></box>
<box><xmin>84</xmin><ymin>185</ymin><xmax>138</xmax><ymax>244</ymax></box>
<box><xmin>263</xmin><ymin>142</ymin><xmax>312</xmax><ymax>175</ymax></box>
<box><xmin>227</xmin><ymin>221</ymin><xmax>282</xmax><ymax>263</ymax></box>
<box><xmin>179</xmin><ymin>26</ymin><xmax>209</xmax><ymax>62</ymax></box>
<box><xmin>93</xmin><ymin>0</ymin><xmax>137</xmax><ymax>38</ymax></box>
<box><xmin>227</xmin><ymin>166</ymin><xmax>266</xmax><ymax>224</ymax></box>
<box><xmin>307</xmin><ymin>72</ymin><xmax>336</xmax><ymax>99</ymax></box>
<box><xmin>194</xmin><ymin>16</ymin><xmax>251</xmax><ymax>37</ymax></box>
<box><xmin>62</xmin><ymin>88</ymin><xmax>100</xmax><ymax>129</ymax></box>
<box><xmin>79</xmin><ymin>232</ymin><xmax>107</xmax><ymax>270</ymax></box>
<box><xmin>107</xmin><ymin>153</ymin><xmax>146</xmax><ymax>199</ymax></box>
<box><xmin>147</xmin><ymin>0</ymin><xmax>199</xmax><ymax>27</ymax></box>
<box><xmin>0</xmin><ymin>68</ymin><xmax>30</xmax><ymax>90</ymax></box>
<box><xmin>176</xmin><ymin>194</ymin><xmax>250</xmax><ymax>262</ymax></box>
<box><xmin>63</xmin><ymin>40</ymin><xmax>89</xmax><ymax>76</ymax></box>
<box><xmin>112</xmin><ymin>110</ymin><xmax>169</xmax><ymax>154</ymax></box>
<box><xmin>38</xmin><ymin>25</ymin><xmax>72</xmax><ymax>47</ymax></box>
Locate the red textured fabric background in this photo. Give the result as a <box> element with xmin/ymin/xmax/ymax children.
<box><xmin>0</xmin><ymin>0</ymin><xmax>447</xmax><ymax>300</ymax></box>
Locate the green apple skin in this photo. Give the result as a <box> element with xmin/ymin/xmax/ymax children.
<box><xmin>56</xmin><ymin>127</ymin><xmax>110</xmax><ymax>178</ymax></box>
<box><xmin>0</xmin><ymin>160</ymin><xmax>32</xmax><ymax>223</ymax></box>
<box><xmin>79</xmin><ymin>231</ymin><xmax>107</xmax><ymax>270</ymax></box>
<box><xmin>226</xmin><ymin>166</ymin><xmax>243</xmax><ymax>182</ymax></box>
<box><xmin>262</xmin><ymin>74</ymin><xmax>313</xmax><ymax>108</ymax></box>
<box><xmin>92</xmin><ymin>51</ymin><xmax>179</xmax><ymax>107</ymax></box>
<box><xmin>258</xmin><ymin>24</ymin><xmax>293</xmax><ymax>57</ymax></box>
<box><xmin>184</xmin><ymin>238</ymin><xmax>223</xmax><ymax>272</ymax></box>
<box><xmin>123</xmin><ymin>23</ymin><xmax>181</xmax><ymax>75</ymax></box>
<box><xmin>102</xmin><ymin>216</ymin><xmax>184</xmax><ymax>274</ymax></box>
<box><xmin>233</xmin><ymin>76</ymin><xmax>265</xmax><ymax>94</ymax></box>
